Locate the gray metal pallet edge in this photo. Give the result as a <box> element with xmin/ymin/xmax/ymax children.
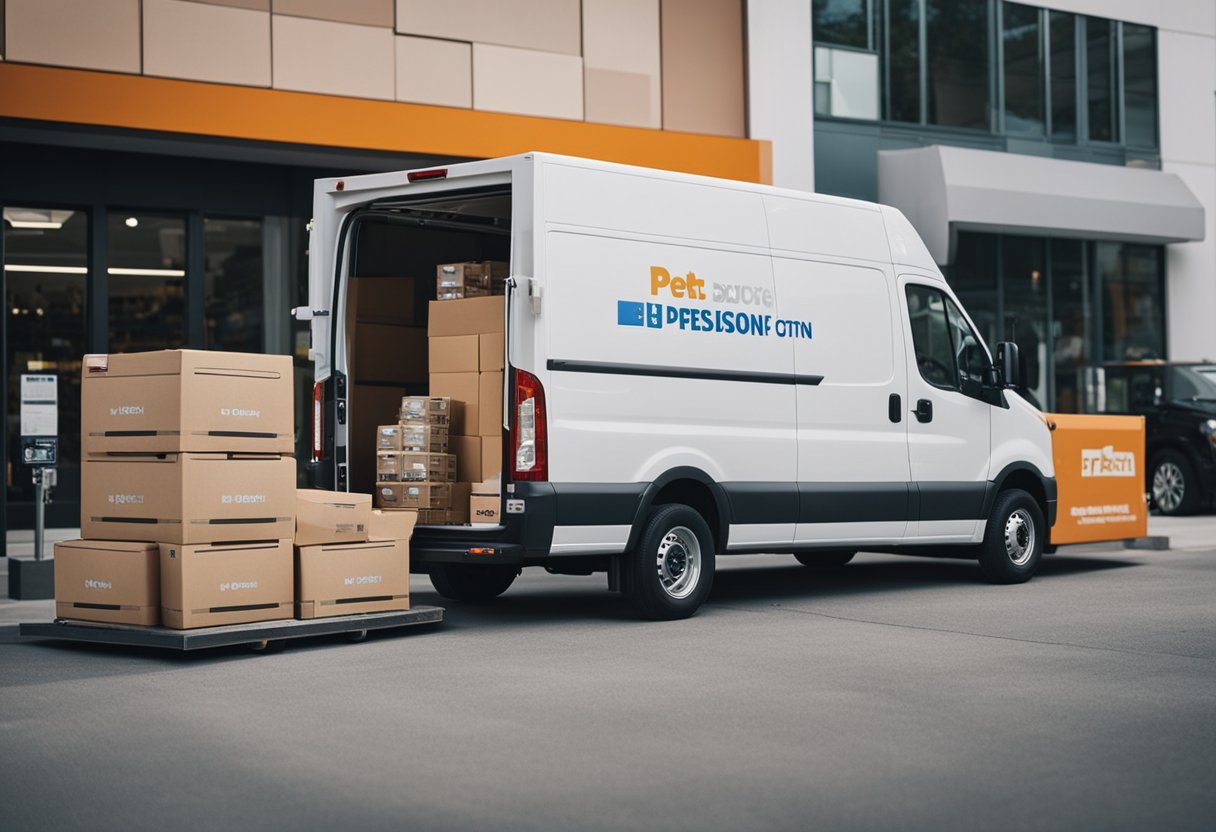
<box><xmin>18</xmin><ymin>606</ymin><xmax>444</xmax><ymax>651</ymax></box>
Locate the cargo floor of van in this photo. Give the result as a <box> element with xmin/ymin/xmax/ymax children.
<box><xmin>19</xmin><ymin>607</ymin><xmax>444</xmax><ymax>652</ymax></box>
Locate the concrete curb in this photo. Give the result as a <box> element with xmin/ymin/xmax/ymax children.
<box><xmin>1124</xmin><ymin>536</ymin><xmax>1170</xmax><ymax>551</ymax></box>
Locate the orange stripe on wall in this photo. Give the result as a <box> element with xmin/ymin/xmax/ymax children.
<box><xmin>0</xmin><ymin>64</ymin><xmax>771</xmax><ymax>184</ymax></box>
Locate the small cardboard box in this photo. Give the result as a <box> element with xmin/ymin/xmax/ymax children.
<box><xmin>450</xmin><ymin>435</ymin><xmax>481</xmax><ymax>483</ymax></box>
<box><xmin>470</xmin><ymin>494</ymin><xmax>501</xmax><ymax>524</ymax></box>
<box><xmin>400</xmin><ymin>452</ymin><xmax>456</xmax><ymax>482</ymax></box>
<box><xmin>429</xmin><ymin>335</ymin><xmax>480</xmax><ymax>374</ymax></box>
<box><xmin>160</xmin><ymin>539</ymin><xmax>293</xmax><ymax>629</ymax></box>
<box><xmin>376</xmin><ymin>451</ymin><xmax>404</xmax><ymax>482</ymax></box>
<box><xmin>437</xmin><ymin>287</ymin><xmax>494</xmax><ymax>301</ymax></box>
<box><xmin>400</xmin><ymin>423</ymin><xmax>448</xmax><ymax>453</ymax></box>
<box><xmin>399</xmin><ymin>396</ymin><xmax>450</xmax><ymax>424</ymax></box>
<box><xmin>429</xmin><ymin>373</ymin><xmax>479</xmax><ymax>435</ymax></box>
<box><xmin>368</xmin><ymin>508</ymin><xmax>418</xmax><ymax>542</ymax></box>
<box><xmin>376</xmin><ymin>482</ymin><xmax>452</xmax><ymax>510</ymax></box>
<box><xmin>428</xmin><ymin>296</ymin><xmax>505</xmax><ymax>338</ymax></box>
<box><xmin>479</xmin><ymin>334</ymin><xmax>504</xmax><ymax>372</ymax></box>
<box><xmin>435</xmin><ymin>261</ymin><xmax>507</xmax><ymax>290</ymax></box>
<box><xmin>295</xmin><ymin>539</ymin><xmax>410</xmax><ymax>619</ymax></box>
<box><xmin>480</xmin><ymin>434</ymin><xmax>503</xmax><ymax>480</ymax></box>
<box><xmin>81</xmin><ymin>453</ymin><xmax>295</xmax><ymax>544</ymax></box>
<box><xmin>479</xmin><ymin>371</ymin><xmax>504</xmax><ymax>436</ymax></box>
<box><xmin>448</xmin><ymin>482</ymin><xmax>472</xmax><ymax>524</ymax></box>
<box><xmin>82</xmin><ymin>350</ymin><xmax>293</xmax><ymax>454</ymax></box>
<box><xmin>295</xmin><ymin>489</ymin><xmax>371</xmax><ymax>546</ymax></box>
<box><xmin>54</xmin><ymin>539</ymin><xmax>160</xmax><ymax>625</ymax></box>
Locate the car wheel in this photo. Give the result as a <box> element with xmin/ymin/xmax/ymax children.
<box><xmin>794</xmin><ymin>550</ymin><xmax>856</xmax><ymax>568</ymax></box>
<box><xmin>429</xmin><ymin>563</ymin><xmax>518</xmax><ymax>601</ymax></box>
<box><xmin>1151</xmin><ymin>450</ymin><xmax>1199</xmax><ymax>516</ymax></box>
<box><xmin>978</xmin><ymin>488</ymin><xmax>1044</xmax><ymax>584</ymax></box>
<box><xmin>623</xmin><ymin>504</ymin><xmax>715</xmax><ymax>621</ymax></box>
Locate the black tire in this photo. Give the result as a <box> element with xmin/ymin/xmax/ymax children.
<box><xmin>622</xmin><ymin>504</ymin><xmax>715</xmax><ymax>621</ymax></box>
<box><xmin>978</xmin><ymin>488</ymin><xmax>1045</xmax><ymax>584</ymax></box>
<box><xmin>429</xmin><ymin>563</ymin><xmax>518</xmax><ymax>601</ymax></box>
<box><xmin>794</xmin><ymin>550</ymin><xmax>856</xmax><ymax>568</ymax></box>
<box><xmin>1151</xmin><ymin>450</ymin><xmax>1200</xmax><ymax>516</ymax></box>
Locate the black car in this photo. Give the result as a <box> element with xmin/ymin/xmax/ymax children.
<box><xmin>1096</xmin><ymin>362</ymin><xmax>1216</xmax><ymax>515</ymax></box>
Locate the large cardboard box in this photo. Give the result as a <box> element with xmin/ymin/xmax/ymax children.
<box><xmin>428</xmin><ymin>335</ymin><xmax>479</xmax><ymax>374</ymax></box>
<box><xmin>54</xmin><ymin>539</ymin><xmax>160</xmax><ymax>625</ymax></box>
<box><xmin>353</xmin><ymin>324</ymin><xmax>427</xmax><ymax>385</ymax></box>
<box><xmin>295</xmin><ymin>539</ymin><xmax>410</xmax><ymax>619</ymax></box>
<box><xmin>479</xmin><ymin>371</ymin><xmax>504</xmax><ymax>436</ymax></box>
<box><xmin>81</xmin><ymin>453</ymin><xmax>295</xmax><ymax>544</ymax></box>
<box><xmin>349</xmin><ymin>276</ymin><xmax>417</xmax><ymax>326</ymax></box>
<box><xmin>295</xmin><ymin>489</ymin><xmax>371</xmax><ymax>546</ymax></box>
<box><xmin>448</xmin><ymin>482</ymin><xmax>473</xmax><ymax>524</ymax></box>
<box><xmin>368</xmin><ymin>508</ymin><xmax>418</xmax><ymax>542</ymax></box>
<box><xmin>82</xmin><ymin>350</ymin><xmax>293</xmax><ymax>454</ymax></box>
<box><xmin>376</xmin><ymin>482</ymin><xmax>451</xmax><ymax>510</ymax></box>
<box><xmin>480</xmin><ymin>434</ymin><xmax>503</xmax><ymax>481</ymax></box>
<box><xmin>428</xmin><ymin>296</ymin><xmax>505</xmax><ymax>337</ymax></box>
<box><xmin>160</xmin><ymin>539</ymin><xmax>293</xmax><ymax>629</ymax></box>
<box><xmin>450</xmin><ymin>435</ymin><xmax>481</xmax><ymax>483</ymax></box>
<box><xmin>469</xmin><ymin>494</ymin><xmax>501</xmax><ymax>524</ymax></box>
<box><xmin>479</xmin><ymin>334</ymin><xmax>505</xmax><ymax>371</ymax></box>
<box><xmin>429</xmin><ymin>373</ymin><xmax>479</xmax><ymax>435</ymax></box>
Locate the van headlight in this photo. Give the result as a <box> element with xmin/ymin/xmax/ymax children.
<box><xmin>1201</xmin><ymin>419</ymin><xmax>1216</xmax><ymax>449</ymax></box>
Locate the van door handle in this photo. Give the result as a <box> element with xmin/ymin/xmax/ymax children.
<box><xmin>889</xmin><ymin>393</ymin><xmax>902</xmax><ymax>423</ymax></box>
<box><xmin>914</xmin><ymin>399</ymin><xmax>933</xmax><ymax>423</ymax></box>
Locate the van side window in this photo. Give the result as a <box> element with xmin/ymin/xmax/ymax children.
<box><xmin>906</xmin><ymin>285</ymin><xmax>957</xmax><ymax>389</ymax></box>
<box><xmin>945</xmin><ymin>298</ymin><xmax>990</xmax><ymax>390</ymax></box>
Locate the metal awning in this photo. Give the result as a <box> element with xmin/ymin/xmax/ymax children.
<box><xmin>877</xmin><ymin>145</ymin><xmax>1206</xmax><ymax>265</ymax></box>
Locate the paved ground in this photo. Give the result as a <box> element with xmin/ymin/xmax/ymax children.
<box><xmin>2</xmin><ymin>518</ymin><xmax>1214</xmax><ymax>831</ymax></box>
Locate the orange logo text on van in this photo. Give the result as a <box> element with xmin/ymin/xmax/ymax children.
<box><xmin>650</xmin><ymin>266</ymin><xmax>706</xmax><ymax>300</ymax></box>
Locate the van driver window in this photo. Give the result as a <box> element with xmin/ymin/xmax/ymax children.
<box><xmin>906</xmin><ymin>285</ymin><xmax>957</xmax><ymax>389</ymax></box>
<box><xmin>945</xmin><ymin>298</ymin><xmax>989</xmax><ymax>388</ymax></box>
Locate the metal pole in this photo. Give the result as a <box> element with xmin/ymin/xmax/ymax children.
<box><xmin>33</xmin><ymin>469</ymin><xmax>45</xmax><ymax>562</ymax></box>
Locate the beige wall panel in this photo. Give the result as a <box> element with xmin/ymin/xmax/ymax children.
<box><xmin>187</xmin><ymin>0</ymin><xmax>269</xmax><ymax>11</ymax></box>
<box><xmin>144</xmin><ymin>0</ymin><xmax>271</xmax><ymax>86</ymax></box>
<box><xmin>1</xmin><ymin>0</ymin><xmax>6</xmax><ymax>60</ymax></box>
<box><xmin>582</xmin><ymin>0</ymin><xmax>660</xmax><ymax>127</ymax></box>
<box><xmin>6</xmin><ymin>0</ymin><xmax>140</xmax><ymax>73</ymax></box>
<box><xmin>472</xmin><ymin>43</ymin><xmax>582</xmax><ymax>120</ymax></box>
<box><xmin>273</xmin><ymin>15</ymin><xmax>394</xmax><ymax>100</ymax></box>
<box><xmin>396</xmin><ymin>0</ymin><xmax>580</xmax><ymax>56</ymax></box>
<box><xmin>273</xmin><ymin>0</ymin><xmax>392</xmax><ymax>28</ymax></box>
<box><xmin>396</xmin><ymin>35</ymin><xmax>471</xmax><ymax>107</ymax></box>
<box><xmin>661</xmin><ymin>0</ymin><xmax>745</xmax><ymax>137</ymax></box>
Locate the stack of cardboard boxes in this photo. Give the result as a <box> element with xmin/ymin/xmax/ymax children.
<box><xmin>373</xmin><ymin>396</ymin><xmax>468</xmax><ymax>523</ymax></box>
<box><xmin>53</xmin><ymin>349</ymin><xmax>416</xmax><ymax>630</ymax></box>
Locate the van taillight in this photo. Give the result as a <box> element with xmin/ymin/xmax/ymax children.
<box><xmin>312</xmin><ymin>381</ymin><xmax>324</xmax><ymax>462</ymax></box>
<box><xmin>511</xmin><ymin>369</ymin><xmax>547</xmax><ymax>482</ymax></box>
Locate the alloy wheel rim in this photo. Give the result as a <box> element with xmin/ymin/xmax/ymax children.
<box><xmin>1153</xmin><ymin>461</ymin><xmax>1185</xmax><ymax>513</ymax></box>
<box><xmin>656</xmin><ymin>526</ymin><xmax>702</xmax><ymax>600</ymax></box>
<box><xmin>1004</xmin><ymin>508</ymin><xmax>1035</xmax><ymax>567</ymax></box>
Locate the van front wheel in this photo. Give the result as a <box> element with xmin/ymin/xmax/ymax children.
<box><xmin>978</xmin><ymin>489</ymin><xmax>1044</xmax><ymax>584</ymax></box>
<box><xmin>429</xmin><ymin>563</ymin><xmax>518</xmax><ymax>601</ymax></box>
<box><xmin>623</xmin><ymin>504</ymin><xmax>715</xmax><ymax>620</ymax></box>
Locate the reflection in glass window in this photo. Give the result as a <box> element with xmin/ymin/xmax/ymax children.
<box><xmin>108</xmin><ymin>212</ymin><xmax>185</xmax><ymax>353</ymax></box>
<box><xmin>204</xmin><ymin>218</ymin><xmax>264</xmax><ymax>353</ymax></box>
<box><xmin>906</xmin><ymin>285</ymin><xmax>956</xmax><ymax>389</ymax></box>
<box><xmin>1099</xmin><ymin>243</ymin><xmax>1164</xmax><ymax>362</ymax></box>
<box><xmin>1049</xmin><ymin>11</ymin><xmax>1077</xmax><ymax>141</ymax></box>
<box><xmin>813</xmin><ymin>0</ymin><xmax>869</xmax><ymax>49</ymax></box>
<box><xmin>814</xmin><ymin>46</ymin><xmax>880</xmax><ymax>120</ymax></box>
<box><xmin>1050</xmin><ymin>240</ymin><xmax>1088</xmax><ymax>414</ymax></box>
<box><xmin>947</xmin><ymin>233</ymin><xmax>999</xmax><ymax>350</ymax></box>
<box><xmin>1003</xmin><ymin>3</ymin><xmax>1043</xmax><ymax>134</ymax></box>
<box><xmin>887</xmin><ymin>0</ymin><xmax>921</xmax><ymax>123</ymax></box>
<box><xmin>1002</xmin><ymin>237</ymin><xmax>1048</xmax><ymax>409</ymax></box>
<box><xmin>926</xmin><ymin>0</ymin><xmax>989</xmax><ymax>129</ymax></box>
<box><xmin>1123</xmin><ymin>24</ymin><xmax>1157</xmax><ymax>148</ymax></box>
<box><xmin>1086</xmin><ymin>17</ymin><xmax>1118</xmax><ymax>142</ymax></box>
<box><xmin>945</xmin><ymin>298</ymin><xmax>989</xmax><ymax>389</ymax></box>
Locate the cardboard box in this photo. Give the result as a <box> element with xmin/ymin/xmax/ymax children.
<box><xmin>81</xmin><ymin>453</ymin><xmax>295</xmax><ymax>544</ymax></box>
<box><xmin>295</xmin><ymin>539</ymin><xmax>410</xmax><ymax>619</ymax></box>
<box><xmin>349</xmin><ymin>276</ymin><xmax>416</xmax><ymax>326</ymax></box>
<box><xmin>400</xmin><ymin>452</ymin><xmax>456</xmax><ymax>482</ymax></box>
<box><xmin>429</xmin><ymin>373</ymin><xmax>479</xmax><ymax>435</ymax></box>
<box><xmin>353</xmin><ymin>323</ymin><xmax>427</xmax><ymax>385</ymax></box>
<box><xmin>295</xmin><ymin>489</ymin><xmax>371</xmax><ymax>546</ymax></box>
<box><xmin>82</xmin><ymin>350</ymin><xmax>293</xmax><ymax>454</ymax></box>
<box><xmin>399</xmin><ymin>396</ymin><xmax>450</xmax><ymax>424</ymax></box>
<box><xmin>428</xmin><ymin>296</ymin><xmax>505</xmax><ymax>337</ymax></box>
<box><xmin>469</xmin><ymin>494</ymin><xmax>501</xmax><ymax>524</ymax></box>
<box><xmin>376</xmin><ymin>423</ymin><xmax>447</xmax><ymax>452</ymax></box>
<box><xmin>429</xmin><ymin>335</ymin><xmax>480</xmax><ymax>374</ymax></box>
<box><xmin>376</xmin><ymin>482</ymin><xmax>452</xmax><ymax>510</ymax></box>
<box><xmin>472</xmin><ymin>478</ymin><xmax>501</xmax><ymax>495</ymax></box>
<box><xmin>352</xmin><ymin>384</ymin><xmax>409</xmax><ymax>495</ymax></box>
<box><xmin>160</xmin><ymin>539</ymin><xmax>293</xmax><ymax>629</ymax></box>
<box><xmin>448</xmin><ymin>482</ymin><xmax>472</xmax><ymax>524</ymax></box>
<box><xmin>437</xmin><ymin>287</ymin><xmax>494</xmax><ymax>301</ymax></box>
<box><xmin>54</xmin><ymin>539</ymin><xmax>160</xmax><ymax>625</ymax></box>
<box><xmin>435</xmin><ymin>261</ymin><xmax>507</xmax><ymax>291</ymax></box>
<box><xmin>377</xmin><ymin>451</ymin><xmax>403</xmax><ymax>482</ymax></box>
<box><xmin>450</xmin><ymin>435</ymin><xmax>481</xmax><ymax>483</ymax></box>
<box><xmin>479</xmin><ymin>334</ymin><xmax>504</xmax><ymax>371</ymax></box>
<box><xmin>417</xmin><ymin>508</ymin><xmax>454</xmax><ymax>525</ymax></box>
<box><xmin>479</xmin><ymin>371</ymin><xmax>504</xmax><ymax>436</ymax></box>
<box><xmin>368</xmin><ymin>508</ymin><xmax>418</xmax><ymax>542</ymax></box>
<box><xmin>480</xmin><ymin>434</ymin><xmax>503</xmax><ymax>480</ymax></box>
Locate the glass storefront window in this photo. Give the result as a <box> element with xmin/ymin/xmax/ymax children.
<box><xmin>887</xmin><ymin>0</ymin><xmax>921</xmax><ymax>123</ymax></box>
<box><xmin>3</xmin><ymin>207</ymin><xmax>87</xmax><ymax>518</ymax></box>
<box><xmin>1050</xmin><ymin>240</ymin><xmax>1088</xmax><ymax>414</ymax></box>
<box><xmin>1048</xmin><ymin>11</ymin><xmax>1077</xmax><ymax>141</ymax></box>
<box><xmin>204</xmin><ymin>217</ymin><xmax>264</xmax><ymax>353</ymax></box>
<box><xmin>1003</xmin><ymin>3</ymin><xmax>1043</xmax><ymax>135</ymax></box>
<box><xmin>108</xmin><ymin>212</ymin><xmax>186</xmax><ymax>353</ymax></box>
<box><xmin>1002</xmin><ymin>237</ymin><xmax>1048</xmax><ymax>409</ymax></box>
<box><xmin>815</xmin><ymin>46</ymin><xmax>880</xmax><ymax>120</ymax></box>
<box><xmin>1122</xmin><ymin>24</ymin><xmax>1158</xmax><ymax>148</ymax></box>
<box><xmin>926</xmin><ymin>0</ymin><xmax>990</xmax><ymax>129</ymax></box>
<box><xmin>1086</xmin><ymin>17</ymin><xmax>1118</xmax><ymax>142</ymax></box>
<box><xmin>1098</xmin><ymin>242</ymin><xmax>1165</xmax><ymax>362</ymax></box>
<box><xmin>949</xmin><ymin>233</ymin><xmax>999</xmax><ymax>350</ymax></box>
<box><xmin>813</xmin><ymin>0</ymin><xmax>869</xmax><ymax>49</ymax></box>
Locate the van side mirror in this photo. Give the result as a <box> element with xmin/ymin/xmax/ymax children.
<box><xmin>997</xmin><ymin>341</ymin><xmax>1021</xmax><ymax>389</ymax></box>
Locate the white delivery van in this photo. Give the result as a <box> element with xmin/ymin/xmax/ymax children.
<box><xmin>303</xmin><ymin>153</ymin><xmax>1056</xmax><ymax>620</ymax></box>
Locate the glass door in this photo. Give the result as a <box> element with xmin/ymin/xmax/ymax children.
<box><xmin>107</xmin><ymin>211</ymin><xmax>186</xmax><ymax>353</ymax></box>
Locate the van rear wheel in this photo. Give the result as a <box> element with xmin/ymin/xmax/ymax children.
<box><xmin>794</xmin><ymin>550</ymin><xmax>856</xmax><ymax>568</ymax></box>
<box><xmin>623</xmin><ymin>504</ymin><xmax>715</xmax><ymax>621</ymax></box>
<box><xmin>429</xmin><ymin>563</ymin><xmax>518</xmax><ymax>601</ymax></box>
<box><xmin>978</xmin><ymin>488</ymin><xmax>1044</xmax><ymax>584</ymax></box>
